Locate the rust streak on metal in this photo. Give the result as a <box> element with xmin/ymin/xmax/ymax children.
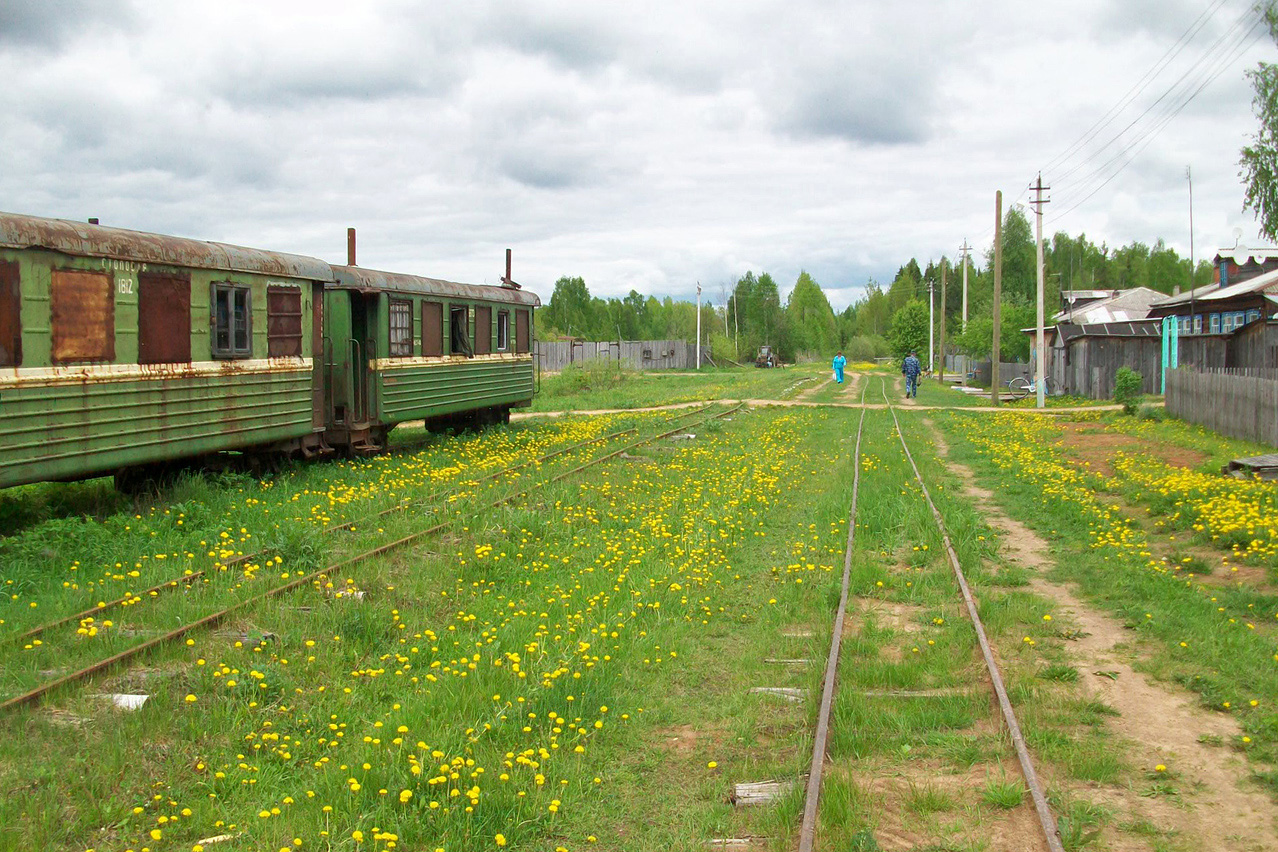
<box><xmin>0</xmin><ymin>211</ymin><xmax>332</xmax><ymax>281</ymax></box>
<box><xmin>330</xmin><ymin>265</ymin><xmax>540</xmax><ymax>307</ymax></box>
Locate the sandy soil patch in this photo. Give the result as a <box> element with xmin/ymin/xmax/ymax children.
<box><xmin>930</xmin><ymin>421</ymin><xmax>1278</xmax><ymax>850</ymax></box>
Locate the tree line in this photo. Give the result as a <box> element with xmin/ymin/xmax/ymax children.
<box><xmin>541</xmin><ymin>205</ymin><xmax>1213</xmax><ymax>365</ymax></box>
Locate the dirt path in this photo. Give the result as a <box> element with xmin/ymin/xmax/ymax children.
<box><xmin>510</xmin><ymin>399</ymin><xmax>1124</xmax><ymax>419</ymax></box>
<box><xmin>927</xmin><ymin>421</ymin><xmax>1278</xmax><ymax>851</ymax></box>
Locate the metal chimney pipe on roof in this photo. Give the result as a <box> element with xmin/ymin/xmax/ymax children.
<box><xmin>347</xmin><ymin>227</ymin><xmax>357</xmax><ymax>266</ymax></box>
<box><xmin>505</xmin><ymin>248</ymin><xmax>512</xmax><ymax>285</ymax></box>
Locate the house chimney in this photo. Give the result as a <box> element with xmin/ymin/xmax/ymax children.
<box><xmin>88</xmin><ymin>217</ymin><xmax>99</xmax><ymax>225</ymax></box>
<box><xmin>1172</xmin><ymin>284</ymin><xmax>1181</xmax><ymax>296</ymax></box>
<box><xmin>505</xmin><ymin>248</ymin><xmax>512</xmax><ymax>285</ymax></box>
<box><xmin>346</xmin><ymin>227</ymin><xmax>356</xmax><ymax>266</ymax></box>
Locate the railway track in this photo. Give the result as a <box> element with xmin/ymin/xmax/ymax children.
<box><xmin>0</xmin><ymin>403</ymin><xmax>741</xmax><ymax>713</ymax></box>
<box><xmin>7</xmin><ymin>405</ymin><xmax>715</xmax><ymax>649</ymax></box>
<box><xmin>794</xmin><ymin>381</ymin><xmax>1064</xmax><ymax>852</ymax></box>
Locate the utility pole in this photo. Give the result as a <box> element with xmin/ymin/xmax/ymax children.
<box><xmin>1187</xmin><ymin>166</ymin><xmax>1196</xmax><ymax>333</ymax></box>
<box><xmin>696</xmin><ymin>281</ymin><xmax>702</xmax><ymax>370</ymax></box>
<box><xmin>721</xmin><ymin>283</ymin><xmax>729</xmax><ymax>337</ymax></box>
<box><xmin>1030</xmin><ymin>173</ymin><xmax>1050</xmax><ymax>409</ymax></box>
<box><xmin>928</xmin><ymin>276</ymin><xmax>935</xmax><ymax>372</ymax></box>
<box><xmin>992</xmin><ymin>191</ymin><xmax>1003</xmax><ymax>407</ymax></box>
<box><xmin>731</xmin><ymin>283</ymin><xmax>740</xmax><ymax>360</ymax></box>
<box><xmin>939</xmin><ymin>260</ymin><xmax>947</xmax><ymax>383</ymax></box>
<box><xmin>959</xmin><ymin>239</ymin><xmax>971</xmax><ymax>328</ymax></box>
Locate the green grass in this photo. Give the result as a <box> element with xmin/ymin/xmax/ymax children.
<box><xmin>528</xmin><ymin>361</ymin><xmax>812</xmax><ymax>411</ymax></box>
<box><xmin>981</xmin><ymin>774</ymin><xmax>1026</xmax><ymax>808</ymax></box>
<box><xmin>938</xmin><ymin>408</ymin><xmax>1278</xmax><ymax>797</ymax></box>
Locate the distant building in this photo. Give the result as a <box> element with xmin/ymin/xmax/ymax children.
<box><xmin>1212</xmin><ymin>245</ymin><xmax>1278</xmax><ymax>288</ymax></box>
<box><xmin>1054</xmin><ymin>286</ymin><xmax>1163</xmax><ymax>325</ymax></box>
<box><xmin>1147</xmin><ymin>266</ymin><xmax>1278</xmax><ymax>335</ymax></box>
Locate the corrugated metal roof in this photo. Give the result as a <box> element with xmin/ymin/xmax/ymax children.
<box><xmin>1055</xmin><ymin>286</ymin><xmax>1162</xmax><ymax>324</ymax></box>
<box><xmin>1213</xmin><ymin>245</ymin><xmax>1278</xmax><ymax>264</ymax></box>
<box><xmin>1152</xmin><ymin>265</ymin><xmax>1278</xmax><ymax>307</ymax></box>
<box><xmin>330</xmin><ymin>265</ymin><xmax>540</xmax><ymax>307</ymax></box>
<box><xmin>1056</xmin><ymin>319</ymin><xmax>1162</xmax><ymax>344</ymax></box>
<box><xmin>0</xmin><ymin>211</ymin><xmax>334</xmax><ymax>281</ymax></box>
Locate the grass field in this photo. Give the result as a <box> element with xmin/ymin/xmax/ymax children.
<box><xmin>2</xmin><ymin>366</ymin><xmax>1276</xmax><ymax>852</ymax></box>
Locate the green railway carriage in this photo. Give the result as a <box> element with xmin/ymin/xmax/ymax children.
<box><xmin>0</xmin><ymin>212</ymin><xmax>329</xmax><ymax>489</ymax></box>
<box><xmin>324</xmin><ymin>265</ymin><xmax>539</xmax><ymax>450</ymax></box>
<box><xmin>0</xmin><ymin>211</ymin><xmax>541</xmax><ymax>489</ymax></box>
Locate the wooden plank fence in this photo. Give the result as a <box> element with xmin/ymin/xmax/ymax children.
<box><xmin>533</xmin><ymin>339</ymin><xmax>708</xmax><ymax>372</ymax></box>
<box><xmin>1166</xmin><ymin>368</ymin><xmax>1278</xmax><ymax>448</ymax></box>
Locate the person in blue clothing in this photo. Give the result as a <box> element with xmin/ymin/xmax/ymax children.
<box><xmin>902</xmin><ymin>350</ymin><xmax>922</xmax><ymax>398</ymax></box>
<box><xmin>832</xmin><ymin>350</ymin><xmax>846</xmax><ymax>384</ymax></box>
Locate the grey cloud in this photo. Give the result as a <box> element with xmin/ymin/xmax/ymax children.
<box><xmin>0</xmin><ymin>0</ymin><xmax>132</xmax><ymax>46</ymax></box>
<box><xmin>781</xmin><ymin>74</ymin><xmax>932</xmax><ymax>145</ymax></box>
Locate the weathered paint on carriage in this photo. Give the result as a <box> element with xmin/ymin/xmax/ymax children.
<box><xmin>0</xmin><ymin>361</ymin><xmax>313</xmax><ymax>487</ymax></box>
<box><xmin>0</xmin><ymin>244</ymin><xmax>320</xmax><ymax>486</ymax></box>
<box><xmin>375</xmin><ymin>354</ymin><xmax>535</xmax><ymax>424</ymax></box>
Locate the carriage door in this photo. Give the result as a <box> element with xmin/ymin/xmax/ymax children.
<box><xmin>348</xmin><ymin>292</ymin><xmax>378</xmax><ymax>424</ymax></box>
<box><xmin>322</xmin><ymin>289</ymin><xmax>371</xmax><ymax>427</ymax></box>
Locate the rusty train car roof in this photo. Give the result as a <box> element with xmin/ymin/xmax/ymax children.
<box><xmin>330</xmin><ymin>265</ymin><xmax>541</xmax><ymax>306</ymax></box>
<box><xmin>0</xmin><ymin>211</ymin><xmax>334</xmax><ymax>281</ymax></box>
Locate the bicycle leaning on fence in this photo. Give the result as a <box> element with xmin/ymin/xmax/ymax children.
<box><xmin>1007</xmin><ymin>376</ymin><xmax>1051</xmax><ymax>400</ymax></box>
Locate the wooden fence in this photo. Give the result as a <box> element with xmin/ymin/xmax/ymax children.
<box><xmin>533</xmin><ymin>339</ymin><xmax>709</xmax><ymax>372</ymax></box>
<box><xmin>1166</xmin><ymin>368</ymin><xmax>1278</xmax><ymax>447</ymax></box>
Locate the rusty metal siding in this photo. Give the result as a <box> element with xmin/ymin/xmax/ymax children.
<box><xmin>137</xmin><ymin>271</ymin><xmax>191</xmax><ymax>364</ymax></box>
<box><xmin>329</xmin><ymin>265</ymin><xmax>540</xmax><ymax>307</ymax></box>
<box><xmin>311</xmin><ymin>280</ymin><xmax>325</xmax><ymax>428</ymax></box>
<box><xmin>0</xmin><ymin>365</ymin><xmax>313</xmax><ymax>488</ymax></box>
<box><xmin>474</xmin><ymin>305</ymin><xmax>492</xmax><ymax>355</ymax></box>
<box><xmin>0</xmin><ymin>259</ymin><xmax>19</xmax><ymax>367</ymax></box>
<box><xmin>51</xmin><ymin>268</ymin><xmax>114</xmax><ymax>363</ymax></box>
<box><xmin>422</xmin><ymin>301</ymin><xmax>443</xmax><ymax>357</ymax></box>
<box><xmin>516</xmin><ymin>309</ymin><xmax>530</xmax><ymax>354</ymax></box>
<box><xmin>377</xmin><ymin>357</ymin><xmax>535</xmax><ymax>424</ymax></box>
<box><xmin>0</xmin><ymin>212</ymin><xmax>332</xmax><ymax>282</ymax></box>
<box><xmin>267</xmin><ymin>285</ymin><xmax>303</xmax><ymax>357</ymax></box>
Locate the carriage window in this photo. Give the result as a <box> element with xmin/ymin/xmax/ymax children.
<box><xmin>450</xmin><ymin>305</ymin><xmax>473</xmax><ymax>357</ymax></box>
<box><xmin>267</xmin><ymin>285</ymin><xmax>303</xmax><ymax>357</ymax></box>
<box><xmin>497</xmin><ymin>310</ymin><xmax>510</xmax><ymax>351</ymax></box>
<box><xmin>0</xmin><ymin>259</ymin><xmax>20</xmax><ymax>367</ymax></box>
<box><xmin>52</xmin><ymin>269</ymin><xmax>114</xmax><ymax>363</ymax></box>
<box><xmin>138</xmin><ymin>271</ymin><xmax>191</xmax><ymax>364</ymax></box>
<box><xmin>389</xmin><ymin>298</ymin><xmax>413</xmax><ymax>357</ymax></box>
<box><xmin>422</xmin><ymin>301</ymin><xmax>443</xmax><ymax>357</ymax></box>
<box><xmin>212</xmin><ymin>282</ymin><xmax>251</xmax><ymax>358</ymax></box>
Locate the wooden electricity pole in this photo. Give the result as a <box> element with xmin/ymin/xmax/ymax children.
<box><xmin>992</xmin><ymin>191</ymin><xmax>1003</xmax><ymax>407</ymax></box>
<box><xmin>1031</xmin><ymin>173</ymin><xmax>1050</xmax><ymax>409</ymax></box>
<box><xmin>939</xmin><ymin>259</ymin><xmax>947</xmax><ymax>383</ymax></box>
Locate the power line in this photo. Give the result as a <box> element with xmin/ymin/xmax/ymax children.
<box><xmin>1040</xmin><ymin>0</ymin><xmax>1231</xmax><ymax>176</ymax></box>
<box><xmin>1049</xmin><ymin>14</ymin><xmax>1268</xmax><ymax>225</ymax></box>
<box><xmin>1054</xmin><ymin>2</ymin><xmax>1262</xmax><ymax>192</ymax></box>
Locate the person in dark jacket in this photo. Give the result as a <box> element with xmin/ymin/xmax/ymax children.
<box><xmin>902</xmin><ymin>350</ymin><xmax>922</xmax><ymax>398</ymax></box>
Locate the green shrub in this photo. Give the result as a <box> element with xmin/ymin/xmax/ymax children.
<box><xmin>1113</xmin><ymin>367</ymin><xmax>1143</xmax><ymax>415</ymax></box>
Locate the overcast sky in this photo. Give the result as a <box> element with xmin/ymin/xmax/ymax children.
<box><xmin>0</xmin><ymin>0</ymin><xmax>1273</xmax><ymax>309</ymax></box>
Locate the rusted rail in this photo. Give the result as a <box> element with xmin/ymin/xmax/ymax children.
<box><xmin>0</xmin><ymin>405</ymin><xmax>741</xmax><ymax>713</ymax></box>
<box><xmin>9</xmin><ymin>416</ymin><xmax>671</xmax><ymax>645</ymax></box>
<box><xmin>882</xmin><ymin>381</ymin><xmax>1064</xmax><ymax>852</ymax></box>
<box><xmin>797</xmin><ymin>383</ymin><xmax>867</xmax><ymax>852</ymax></box>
